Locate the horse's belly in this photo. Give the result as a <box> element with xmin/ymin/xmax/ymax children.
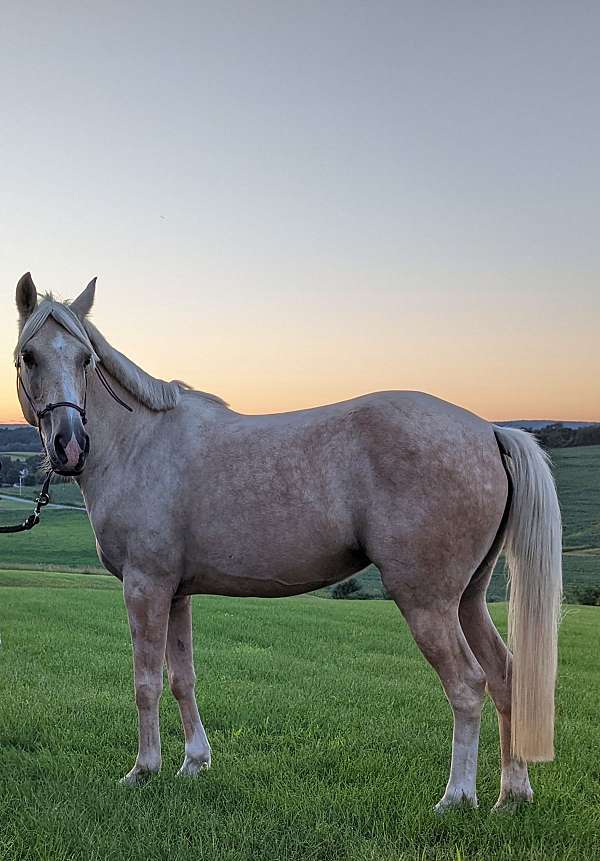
<box><xmin>177</xmin><ymin>543</ymin><xmax>369</xmax><ymax>598</ymax></box>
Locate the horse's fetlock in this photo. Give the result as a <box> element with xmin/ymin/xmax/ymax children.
<box><xmin>134</xmin><ymin>756</ymin><xmax>161</xmax><ymax>775</ymax></box>
<box><xmin>144</xmin><ymin>756</ymin><xmax>161</xmax><ymax>773</ymax></box>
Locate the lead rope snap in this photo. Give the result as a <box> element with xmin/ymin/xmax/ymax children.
<box><xmin>0</xmin><ymin>470</ymin><xmax>53</xmax><ymax>534</ymax></box>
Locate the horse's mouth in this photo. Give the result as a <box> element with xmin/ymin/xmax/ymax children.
<box><xmin>49</xmin><ymin>457</ymin><xmax>87</xmax><ymax>477</ymax></box>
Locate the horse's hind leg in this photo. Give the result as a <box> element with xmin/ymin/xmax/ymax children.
<box><xmin>385</xmin><ymin>577</ymin><xmax>487</xmax><ymax>811</ymax></box>
<box><xmin>166</xmin><ymin>596</ymin><xmax>211</xmax><ymax>776</ymax></box>
<box><xmin>459</xmin><ymin>558</ymin><xmax>533</xmax><ymax>810</ymax></box>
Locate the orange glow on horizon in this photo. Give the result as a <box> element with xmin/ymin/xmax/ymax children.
<box><xmin>2</xmin><ymin>269</ymin><xmax>599</xmax><ymax>427</ymax></box>
<box><xmin>2</xmin><ymin>373</ymin><xmax>599</xmax><ymax>426</ymax></box>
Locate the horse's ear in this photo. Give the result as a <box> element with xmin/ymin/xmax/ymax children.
<box><xmin>16</xmin><ymin>272</ymin><xmax>38</xmax><ymax>325</ymax></box>
<box><xmin>70</xmin><ymin>277</ymin><xmax>96</xmax><ymax>319</ymax></box>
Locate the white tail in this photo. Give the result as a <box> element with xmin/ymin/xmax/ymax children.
<box><xmin>493</xmin><ymin>426</ymin><xmax>562</xmax><ymax>762</ymax></box>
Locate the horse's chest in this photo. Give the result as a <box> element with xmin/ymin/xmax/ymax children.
<box><xmin>90</xmin><ymin>501</ymin><xmax>183</xmax><ymax>574</ymax></box>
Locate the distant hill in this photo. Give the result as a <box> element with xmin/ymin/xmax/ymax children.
<box><xmin>495</xmin><ymin>421</ymin><xmax>600</xmax><ymax>449</ymax></box>
<box><xmin>0</xmin><ymin>424</ymin><xmax>40</xmax><ymax>453</ymax></box>
<box><xmin>496</xmin><ymin>420</ymin><xmax>596</xmax><ymax>431</ymax></box>
<box><xmin>1</xmin><ymin>418</ymin><xmax>599</xmax><ymax>453</ymax></box>
<box><xmin>533</xmin><ymin>424</ymin><xmax>600</xmax><ymax>449</ymax></box>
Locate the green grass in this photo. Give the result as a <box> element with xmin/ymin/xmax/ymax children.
<box><xmin>0</xmin><ymin>500</ymin><xmax>100</xmax><ymax>572</ymax></box>
<box><xmin>0</xmin><ymin>571</ymin><xmax>598</xmax><ymax>860</ymax></box>
<box><xmin>556</xmin><ymin>446</ymin><xmax>600</xmax><ymax>552</ymax></box>
<box><xmin>4</xmin><ymin>480</ymin><xmax>84</xmax><ymax>507</ymax></box>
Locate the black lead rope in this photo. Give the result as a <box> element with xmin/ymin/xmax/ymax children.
<box><xmin>1</xmin><ymin>359</ymin><xmax>133</xmax><ymax>534</ymax></box>
<box><xmin>0</xmin><ymin>471</ymin><xmax>53</xmax><ymax>533</ymax></box>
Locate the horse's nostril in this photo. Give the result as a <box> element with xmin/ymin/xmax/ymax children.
<box><xmin>53</xmin><ymin>433</ymin><xmax>68</xmax><ymax>465</ymax></box>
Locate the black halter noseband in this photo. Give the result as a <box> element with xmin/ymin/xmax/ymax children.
<box><xmin>0</xmin><ymin>360</ymin><xmax>132</xmax><ymax>534</ymax></box>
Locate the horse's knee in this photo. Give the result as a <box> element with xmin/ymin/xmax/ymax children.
<box><xmin>135</xmin><ymin>677</ymin><xmax>163</xmax><ymax>710</ymax></box>
<box><xmin>168</xmin><ymin>670</ymin><xmax>196</xmax><ymax>702</ymax></box>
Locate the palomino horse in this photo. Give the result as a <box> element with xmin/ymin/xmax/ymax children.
<box><xmin>12</xmin><ymin>273</ymin><xmax>562</xmax><ymax>810</ymax></box>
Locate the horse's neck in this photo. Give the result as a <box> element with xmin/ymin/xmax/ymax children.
<box><xmin>76</xmin><ymin>370</ymin><xmax>151</xmax><ymax>493</ymax></box>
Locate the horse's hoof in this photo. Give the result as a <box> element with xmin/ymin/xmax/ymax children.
<box><xmin>492</xmin><ymin>792</ymin><xmax>533</xmax><ymax>813</ymax></box>
<box><xmin>434</xmin><ymin>794</ymin><xmax>478</xmax><ymax>814</ymax></box>
<box><xmin>176</xmin><ymin>755</ymin><xmax>211</xmax><ymax>777</ymax></box>
<box><xmin>118</xmin><ymin>766</ymin><xmax>157</xmax><ymax>787</ymax></box>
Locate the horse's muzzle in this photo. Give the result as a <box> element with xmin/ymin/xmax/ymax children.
<box><xmin>46</xmin><ymin>416</ymin><xmax>90</xmax><ymax>476</ymax></box>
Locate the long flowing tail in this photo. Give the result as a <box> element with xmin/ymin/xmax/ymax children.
<box><xmin>493</xmin><ymin>426</ymin><xmax>562</xmax><ymax>762</ymax></box>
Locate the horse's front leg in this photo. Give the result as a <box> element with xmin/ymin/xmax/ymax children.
<box><xmin>166</xmin><ymin>595</ymin><xmax>211</xmax><ymax>776</ymax></box>
<box><xmin>120</xmin><ymin>572</ymin><xmax>172</xmax><ymax>786</ymax></box>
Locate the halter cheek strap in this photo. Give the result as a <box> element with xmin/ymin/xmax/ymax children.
<box><xmin>15</xmin><ymin>360</ymin><xmax>132</xmax><ymax>437</ymax></box>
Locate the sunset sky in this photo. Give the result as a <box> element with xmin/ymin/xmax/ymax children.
<box><xmin>2</xmin><ymin>3</ymin><xmax>599</xmax><ymax>423</ymax></box>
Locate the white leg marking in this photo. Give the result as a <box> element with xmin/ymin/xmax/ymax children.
<box><xmin>435</xmin><ymin>714</ymin><xmax>481</xmax><ymax>811</ymax></box>
<box><xmin>494</xmin><ymin>760</ymin><xmax>533</xmax><ymax>809</ymax></box>
<box><xmin>178</xmin><ymin>723</ymin><xmax>211</xmax><ymax>777</ymax></box>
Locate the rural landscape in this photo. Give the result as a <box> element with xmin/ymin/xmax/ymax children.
<box><xmin>1</xmin><ymin>4</ymin><xmax>599</xmax><ymax>858</ymax></box>
<box><xmin>1</xmin><ymin>423</ymin><xmax>599</xmax><ymax>860</ymax></box>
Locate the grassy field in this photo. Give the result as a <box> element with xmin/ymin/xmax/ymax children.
<box><xmin>0</xmin><ymin>500</ymin><xmax>101</xmax><ymax>572</ymax></box>
<box><xmin>0</xmin><ymin>569</ymin><xmax>598</xmax><ymax>860</ymax></box>
<box><xmin>0</xmin><ymin>446</ymin><xmax>598</xmax><ymax>599</ymax></box>
<box><xmin>6</xmin><ymin>481</ymin><xmax>85</xmax><ymax>507</ymax></box>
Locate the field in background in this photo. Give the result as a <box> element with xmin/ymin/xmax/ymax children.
<box><xmin>0</xmin><ymin>446</ymin><xmax>598</xmax><ymax>600</ymax></box>
<box><xmin>11</xmin><ymin>481</ymin><xmax>85</xmax><ymax>507</ymax></box>
<box><xmin>0</xmin><ymin>569</ymin><xmax>599</xmax><ymax>860</ymax></box>
<box><xmin>0</xmin><ymin>500</ymin><xmax>101</xmax><ymax>572</ymax></box>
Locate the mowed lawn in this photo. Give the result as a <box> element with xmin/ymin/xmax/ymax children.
<box><xmin>13</xmin><ymin>481</ymin><xmax>85</xmax><ymax>507</ymax></box>
<box><xmin>0</xmin><ymin>500</ymin><xmax>100</xmax><ymax>572</ymax></box>
<box><xmin>0</xmin><ymin>571</ymin><xmax>599</xmax><ymax>861</ymax></box>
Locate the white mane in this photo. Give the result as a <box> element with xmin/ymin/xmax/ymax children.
<box><xmin>16</xmin><ymin>295</ymin><xmax>228</xmax><ymax>412</ymax></box>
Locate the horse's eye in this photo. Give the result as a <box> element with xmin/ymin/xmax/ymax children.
<box><xmin>22</xmin><ymin>352</ymin><xmax>35</xmax><ymax>369</ymax></box>
<box><xmin>83</xmin><ymin>355</ymin><xmax>91</xmax><ymax>368</ymax></box>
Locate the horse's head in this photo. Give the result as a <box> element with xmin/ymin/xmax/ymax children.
<box><xmin>14</xmin><ymin>273</ymin><xmax>97</xmax><ymax>476</ymax></box>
